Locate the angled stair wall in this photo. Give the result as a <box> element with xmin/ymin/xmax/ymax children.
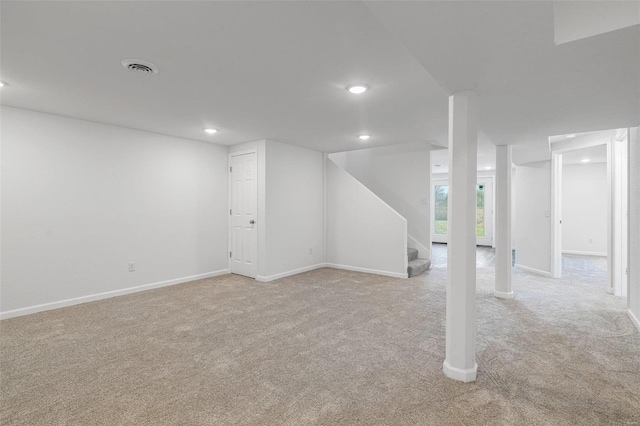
<box><xmin>325</xmin><ymin>158</ymin><xmax>408</xmax><ymax>278</ymax></box>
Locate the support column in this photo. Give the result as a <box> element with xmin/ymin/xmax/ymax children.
<box><xmin>495</xmin><ymin>145</ymin><xmax>514</xmax><ymax>298</ymax></box>
<box><xmin>628</xmin><ymin>127</ymin><xmax>640</xmax><ymax>332</ymax></box>
<box><xmin>443</xmin><ymin>92</ymin><xmax>478</xmax><ymax>383</ymax></box>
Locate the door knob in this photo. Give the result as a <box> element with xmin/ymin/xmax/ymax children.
<box><xmin>249</xmin><ymin>220</ymin><xmax>255</xmax><ymax>225</ymax></box>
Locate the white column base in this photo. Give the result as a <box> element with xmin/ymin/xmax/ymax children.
<box><xmin>628</xmin><ymin>309</ymin><xmax>640</xmax><ymax>332</ymax></box>
<box><xmin>495</xmin><ymin>290</ymin><xmax>514</xmax><ymax>299</ymax></box>
<box><xmin>442</xmin><ymin>360</ymin><xmax>478</xmax><ymax>383</ymax></box>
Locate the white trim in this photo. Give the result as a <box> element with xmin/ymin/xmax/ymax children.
<box><xmin>551</xmin><ymin>151</ymin><xmax>563</xmax><ymax>278</ymax></box>
<box><xmin>562</xmin><ymin>250</ymin><xmax>607</xmax><ymax>257</ymax></box>
<box><xmin>255</xmin><ymin>264</ymin><xmax>326</xmax><ymax>282</ymax></box>
<box><xmin>327</xmin><ymin>158</ymin><xmax>406</xmax><ymax>223</ymax></box>
<box><xmin>442</xmin><ymin>360</ymin><xmax>477</xmax><ymax>383</ymax></box>
<box><xmin>0</xmin><ymin>269</ymin><xmax>230</xmax><ymax>320</ymax></box>
<box><xmin>494</xmin><ymin>290</ymin><xmax>514</xmax><ymax>299</ymax></box>
<box><xmin>324</xmin><ymin>263</ymin><xmax>408</xmax><ymax>279</ymax></box>
<box><xmin>628</xmin><ymin>309</ymin><xmax>640</xmax><ymax>332</ymax></box>
<box><xmin>515</xmin><ymin>263</ymin><xmax>551</xmax><ymax>277</ymax></box>
<box><xmin>407</xmin><ymin>234</ymin><xmax>431</xmax><ymax>259</ymax></box>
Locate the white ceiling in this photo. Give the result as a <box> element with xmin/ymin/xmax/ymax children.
<box><xmin>562</xmin><ymin>144</ymin><xmax>607</xmax><ymax>166</ymax></box>
<box><xmin>1</xmin><ymin>1</ymin><xmax>638</xmax><ymax>160</ymax></box>
<box><xmin>0</xmin><ymin>1</ymin><xmax>448</xmax><ymax>153</ymax></box>
<box><xmin>365</xmin><ymin>1</ymin><xmax>639</xmax><ymax>164</ymax></box>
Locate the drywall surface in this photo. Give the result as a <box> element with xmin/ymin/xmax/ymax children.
<box><xmin>1</xmin><ymin>106</ymin><xmax>229</xmax><ymax>315</ymax></box>
<box><xmin>628</xmin><ymin>127</ymin><xmax>640</xmax><ymax>330</ymax></box>
<box><xmin>514</xmin><ymin>163</ymin><xmax>551</xmax><ymax>275</ymax></box>
<box><xmin>330</xmin><ymin>143</ymin><xmax>430</xmax><ymax>256</ymax></box>
<box><xmin>562</xmin><ymin>163</ymin><xmax>607</xmax><ymax>255</ymax></box>
<box><xmin>262</xmin><ymin>140</ymin><xmax>324</xmax><ymax>279</ymax></box>
<box><xmin>325</xmin><ymin>159</ymin><xmax>407</xmax><ymax>277</ymax></box>
<box><xmin>554</xmin><ymin>1</ymin><xmax>640</xmax><ymax>45</ymax></box>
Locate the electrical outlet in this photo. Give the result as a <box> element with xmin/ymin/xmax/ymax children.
<box><xmin>420</xmin><ymin>198</ymin><xmax>429</xmax><ymax>205</ymax></box>
<box><xmin>589</xmin><ymin>238</ymin><xmax>593</xmax><ymax>244</ymax></box>
<box><xmin>128</xmin><ymin>262</ymin><xmax>136</xmax><ymax>272</ymax></box>
<box><xmin>309</xmin><ymin>248</ymin><xmax>313</xmax><ymax>255</ymax></box>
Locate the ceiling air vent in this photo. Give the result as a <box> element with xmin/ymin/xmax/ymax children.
<box><xmin>121</xmin><ymin>59</ymin><xmax>159</xmax><ymax>75</ymax></box>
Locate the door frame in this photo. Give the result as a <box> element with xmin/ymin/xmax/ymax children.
<box><xmin>431</xmin><ymin>175</ymin><xmax>494</xmax><ymax>246</ymax></box>
<box><xmin>228</xmin><ymin>149</ymin><xmax>259</xmax><ymax>278</ymax></box>
<box><xmin>476</xmin><ymin>177</ymin><xmax>494</xmax><ymax>247</ymax></box>
<box><xmin>550</xmin><ymin>133</ymin><xmax>629</xmax><ymax>297</ymax></box>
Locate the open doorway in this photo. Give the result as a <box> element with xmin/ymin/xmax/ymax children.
<box><xmin>560</xmin><ymin>145</ymin><xmax>608</xmax><ymax>290</ymax></box>
<box><xmin>550</xmin><ymin>129</ymin><xmax>629</xmax><ymax>297</ymax></box>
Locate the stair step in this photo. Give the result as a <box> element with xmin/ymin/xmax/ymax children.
<box><xmin>408</xmin><ymin>258</ymin><xmax>431</xmax><ymax>278</ymax></box>
<box><xmin>407</xmin><ymin>248</ymin><xmax>418</xmax><ymax>262</ymax></box>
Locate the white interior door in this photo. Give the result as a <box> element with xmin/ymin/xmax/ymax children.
<box><xmin>431</xmin><ymin>177</ymin><xmax>494</xmax><ymax>246</ymax></box>
<box><xmin>230</xmin><ymin>152</ymin><xmax>258</xmax><ymax>278</ymax></box>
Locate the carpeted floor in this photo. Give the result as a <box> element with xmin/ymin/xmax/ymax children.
<box><xmin>1</xmin><ymin>257</ymin><xmax>639</xmax><ymax>425</ymax></box>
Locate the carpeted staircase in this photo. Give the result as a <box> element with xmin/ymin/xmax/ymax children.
<box><xmin>407</xmin><ymin>248</ymin><xmax>431</xmax><ymax>277</ymax></box>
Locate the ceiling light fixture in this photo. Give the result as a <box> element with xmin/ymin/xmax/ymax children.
<box><xmin>204</xmin><ymin>128</ymin><xmax>218</xmax><ymax>134</ymax></box>
<box><xmin>347</xmin><ymin>84</ymin><xmax>368</xmax><ymax>94</ymax></box>
<box><xmin>358</xmin><ymin>134</ymin><xmax>370</xmax><ymax>141</ymax></box>
<box><xmin>581</xmin><ymin>158</ymin><xmax>590</xmax><ymax>163</ymax></box>
<box><xmin>566</xmin><ymin>133</ymin><xmax>576</xmax><ymax>138</ymax></box>
<box><xmin>0</xmin><ymin>81</ymin><xmax>7</xmax><ymax>87</ymax></box>
<box><xmin>484</xmin><ymin>166</ymin><xmax>493</xmax><ymax>170</ymax></box>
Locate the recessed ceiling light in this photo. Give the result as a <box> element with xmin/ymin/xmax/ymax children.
<box><xmin>204</xmin><ymin>128</ymin><xmax>218</xmax><ymax>134</ymax></box>
<box><xmin>358</xmin><ymin>134</ymin><xmax>370</xmax><ymax>141</ymax></box>
<box><xmin>0</xmin><ymin>81</ymin><xmax>7</xmax><ymax>87</ymax></box>
<box><xmin>484</xmin><ymin>166</ymin><xmax>493</xmax><ymax>170</ymax></box>
<box><xmin>347</xmin><ymin>84</ymin><xmax>369</xmax><ymax>94</ymax></box>
<box><xmin>581</xmin><ymin>158</ymin><xmax>590</xmax><ymax>163</ymax></box>
<box><xmin>566</xmin><ymin>134</ymin><xmax>576</xmax><ymax>138</ymax></box>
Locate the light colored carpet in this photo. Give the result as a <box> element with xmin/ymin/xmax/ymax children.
<box><xmin>1</xmin><ymin>261</ymin><xmax>639</xmax><ymax>425</ymax></box>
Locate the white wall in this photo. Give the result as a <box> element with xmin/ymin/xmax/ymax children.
<box><xmin>628</xmin><ymin>127</ymin><xmax>640</xmax><ymax>331</ymax></box>
<box><xmin>514</xmin><ymin>163</ymin><xmax>552</xmax><ymax>275</ymax></box>
<box><xmin>1</xmin><ymin>106</ymin><xmax>229</xmax><ymax>317</ymax></box>
<box><xmin>562</xmin><ymin>163</ymin><xmax>607</xmax><ymax>256</ymax></box>
<box><xmin>330</xmin><ymin>142</ymin><xmax>430</xmax><ymax>257</ymax></box>
<box><xmin>261</xmin><ymin>140</ymin><xmax>324</xmax><ymax>280</ymax></box>
<box><xmin>229</xmin><ymin>139</ymin><xmax>324</xmax><ymax>281</ymax></box>
<box><xmin>325</xmin><ymin>159</ymin><xmax>407</xmax><ymax>278</ymax></box>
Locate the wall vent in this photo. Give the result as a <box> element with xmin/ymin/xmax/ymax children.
<box><xmin>121</xmin><ymin>59</ymin><xmax>159</xmax><ymax>75</ymax></box>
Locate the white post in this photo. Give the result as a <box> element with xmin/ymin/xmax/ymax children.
<box><xmin>443</xmin><ymin>92</ymin><xmax>478</xmax><ymax>383</ymax></box>
<box><xmin>551</xmin><ymin>152</ymin><xmax>563</xmax><ymax>278</ymax></box>
<box><xmin>495</xmin><ymin>145</ymin><xmax>513</xmax><ymax>298</ymax></box>
<box><xmin>628</xmin><ymin>127</ymin><xmax>640</xmax><ymax>332</ymax></box>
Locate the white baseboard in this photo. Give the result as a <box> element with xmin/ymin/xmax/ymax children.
<box><xmin>562</xmin><ymin>250</ymin><xmax>607</xmax><ymax>257</ymax></box>
<box><xmin>628</xmin><ymin>309</ymin><xmax>640</xmax><ymax>333</ymax></box>
<box><xmin>515</xmin><ymin>264</ymin><xmax>551</xmax><ymax>277</ymax></box>
<box><xmin>443</xmin><ymin>360</ymin><xmax>477</xmax><ymax>383</ymax></box>
<box><xmin>256</xmin><ymin>264</ymin><xmax>326</xmax><ymax>282</ymax></box>
<box><xmin>324</xmin><ymin>263</ymin><xmax>408</xmax><ymax>279</ymax></box>
<box><xmin>0</xmin><ymin>269</ymin><xmax>229</xmax><ymax>320</ymax></box>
